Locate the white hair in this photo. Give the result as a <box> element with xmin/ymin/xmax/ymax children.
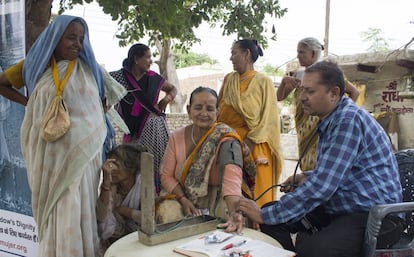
<box><xmin>298</xmin><ymin>37</ymin><xmax>324</xmax><ymax>60</ymax></box>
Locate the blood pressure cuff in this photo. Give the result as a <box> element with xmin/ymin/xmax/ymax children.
<box><xmin>218</xmin><ymin>140</ymin><xmax>243</xmax><ymax>170</ymax></box>
<box><xmin>212</xmin><ymin>139</ymin><xmax>244</xmax><ymax>216</ymax></box>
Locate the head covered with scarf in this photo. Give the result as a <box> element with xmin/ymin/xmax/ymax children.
<box><xmin>22</xmin><ymin>15</ymin><xmax>115</xmax><ymax>154</ymax></box>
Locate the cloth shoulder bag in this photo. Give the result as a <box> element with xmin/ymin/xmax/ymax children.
<box><xmin>41</xmin><ymin>58</ymin><xmax>75</xmax><ymax>142</ymax></box>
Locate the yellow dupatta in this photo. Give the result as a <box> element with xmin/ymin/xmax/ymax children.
<box><xmin>179</xmin><ymin>123</ymin><xmax>218</xmax><ymax>185</ymax></box>
<box><xmin>157</xmin><ymin>123</ymin><xmax>229</xmax><ymax>204</ymax></box>
<box><xmin>220</xmin><ymin>71</ymin><xmax>283</xmax><ymax>176</ymax></box>
<box><xmin>221</xmin><ymin>72</ymin><xmax>282</xmax><ymax>159</ymax></box>
<box><xmin>218</xmin><ymin>71</ymin><xmax>283</xmax><ymax>205</ymax></box>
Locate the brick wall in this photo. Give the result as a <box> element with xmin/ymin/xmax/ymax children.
<box><xmin>166</xmin><ymin>113</ymin><xmax>192</xmax><ymax>132</ymax></box>
<box><xmin>113</xmin><ymin>113</ymin><xmax>192</xmax><ymax>144</ymax></box>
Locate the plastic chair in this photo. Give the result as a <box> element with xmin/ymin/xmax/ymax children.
<box><xmin>363</xmin><ymin>149</ymin><xmax>414</xmax><ymax>257</ymax></box>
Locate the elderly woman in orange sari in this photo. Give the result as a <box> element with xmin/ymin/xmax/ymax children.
<box><xmin>218</xmin><ymin>39</ymin><xmax>283</xmax><ymax>207</ymax></box>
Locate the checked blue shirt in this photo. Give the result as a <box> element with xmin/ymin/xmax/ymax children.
<box><xmin>262</xmin><ymin>97</ymin><xmax>402</xmax><ymax>225</ymax></box>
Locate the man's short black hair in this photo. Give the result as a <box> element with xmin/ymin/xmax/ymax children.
<box><xmin>305</xmin><ymin>60</ymin><xmax>345</xmax><ymax>96</ymax></box>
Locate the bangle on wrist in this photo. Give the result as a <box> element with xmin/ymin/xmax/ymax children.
<box><xmin>101</xmin><ymin>184</ymin><xmax>111</xmax><ymax>191</ymax></box>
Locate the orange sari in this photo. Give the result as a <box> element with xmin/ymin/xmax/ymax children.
<box><xmin>218</xmin><ymin>70</ymin><xmax>283</xmax><ymax>207</ymax></box>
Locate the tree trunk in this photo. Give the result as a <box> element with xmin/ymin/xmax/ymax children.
<box><xmin>26</xmin><ymin>0</ymin><xmax>53</xmax><ymax>52</ymax></box>
<box><xmin>155</xmin><ymin>39</ymin><xmax>186</xmax><ymax>113</ymax></box>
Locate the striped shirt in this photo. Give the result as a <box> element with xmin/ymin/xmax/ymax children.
<box><xmin>262</xmin><ymin>97</ymin><xmax>402</xmax><ymax>225</ymax></box>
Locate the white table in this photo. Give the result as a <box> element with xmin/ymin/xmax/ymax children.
<box><xmin>104</xmin><ymin>228</ymin><xmax>285</xmax><ymax>257</ymax></box>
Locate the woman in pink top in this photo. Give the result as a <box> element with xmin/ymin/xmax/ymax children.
<box><xmin>160</xmin><ymin>87</ymin><xmax>255</xmax><ymax>233</ymax></box>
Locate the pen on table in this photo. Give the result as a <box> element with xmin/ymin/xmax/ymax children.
<box><xmin>221</xmin><ymin>240</ymin><xmax>247</xmax><ymax>250</ymax></box>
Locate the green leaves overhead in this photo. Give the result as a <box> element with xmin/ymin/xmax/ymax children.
<box><xmin>59</xmin><ymin>0</ymin><xmax>287</xmax><ymax>49</ymax></box>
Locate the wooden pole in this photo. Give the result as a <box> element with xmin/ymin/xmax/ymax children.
<box><xmin>324</xmin><ymin>0</ymin><xmax>330</xmax><ymax>57</ymax></box>
<box><xmin>140</xmin><ymin>152</ymin><xmax>155</xmax><ymax>235</ymax></box>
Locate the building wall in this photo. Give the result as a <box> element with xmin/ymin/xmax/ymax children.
<box><xmin>334</xmin><ymin>51</ymin><xmax>414</xmax><ymax>150</ymax></box>
<box><xmin>166</xmin><ymin>113</ymin><xmax>192</xmax><ymax>132</ymax></box>
<box><xmin>179</xmin><ymin>72</ymin><xmax>224</xmax><ymax>107</ymax></box>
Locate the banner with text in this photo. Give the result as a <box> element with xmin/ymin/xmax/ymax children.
<box><xmin>0</xmin><ymin>0</ymin><xmax>38</xmax><ymax>256</ymax></box>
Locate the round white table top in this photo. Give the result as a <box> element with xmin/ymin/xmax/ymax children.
<box><xmin>104</xmin><ymin>228</ymin><xmax>283</xmax><ymax>257</ymax></box>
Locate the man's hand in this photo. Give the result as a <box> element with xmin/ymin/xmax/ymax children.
<box><xmin>280</xmin><ymin>173</ymin><xmax>307</xmax><ymax>193</ymax></box>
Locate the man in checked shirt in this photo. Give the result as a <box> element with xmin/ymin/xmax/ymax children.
<box><xmin>239</xmin><ymin>60</ymin><xmax>405</xmax><ymax>257</ymax></box>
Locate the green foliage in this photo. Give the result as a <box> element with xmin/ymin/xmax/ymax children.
<box><xmin>259</xmin><ymin>63</ymin><xmax>294</xmax><ymax>106</ymax></box>
<box><xmin>360</xmin><ymin>27</ymin><xmax>392</xmax><ymax>52</ymax></box>
<box><xmin>280</xmin><ymin>91</ymin><xmax>295</xmax><ymax>106</ymax></box>
<box><xmin>174</xmin><ymin>50</ymin><xmax>217</xmax><ymax>68</ymax></box>
<box><xmin>261</xmin><ymin>63</ymin><xmax>284</xmax><ymax>76</ymax></box>
<box><xmin>58</xmin><ymin>0</ymin><xmax>287</xmax><ymax>50</ymax></box>
<box><xmin>219</xmin><ymin>0</ymin><xmax>287</xmax><ymax>48</ymax></box>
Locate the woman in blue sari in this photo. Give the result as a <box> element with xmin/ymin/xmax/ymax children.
<box><xmin>0</xmin><ymin>15</ymin><xmax>125</xmax><ymax>257</ymax></box>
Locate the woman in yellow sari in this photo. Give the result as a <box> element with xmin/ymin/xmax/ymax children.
<box><xmin>160</xmin><ymin>87</ymin><xmax>255</xmax><ymax>233</ymax></box>
<box><xmin>218</xmin><ymin>39</ymin><xmax>283</xmax><ymax>207</ymax></box>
